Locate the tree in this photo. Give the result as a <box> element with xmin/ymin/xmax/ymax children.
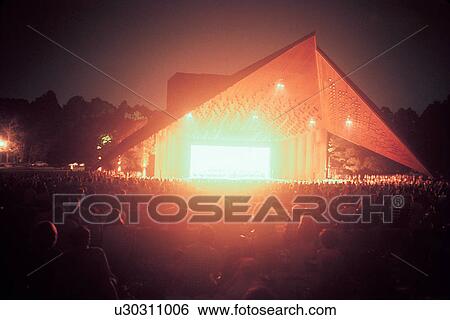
<box><xmin>0</xmin><ymin>118</ymin><xmax>25</xmax><ymax>162</ymax></box>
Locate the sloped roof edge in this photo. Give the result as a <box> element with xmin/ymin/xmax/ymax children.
<box><xmin>316</xmin><ymin>47</ymin><xmax>430</xmax><ymax>175</ymax></box>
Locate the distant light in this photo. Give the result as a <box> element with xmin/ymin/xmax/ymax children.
<box><xmin>0</xmin><ymin>139</ymin><xmax>7</xmax><ymax>149</ymax></box>
<box><xmin>186</xmin><ymin>112</ymin><xmax>193</xmax><ymax>119</ymax></box>
<box><xmin>252</xmin><ymin>114</ymin><xmax>259</xmax><ymax>120</ymax></box>
<box><xmin>308</xmin><ymin>118</ymin><xmax>316</xmax><ymax>128</ymax></box>
<box><xmin>96</xmin><ymin>145</ymin><xmax>102</xmax><ymax>150</ymax></box>
<box><xmin>117</xmin><ymin>157</ymin><xmax>122</xmax><ymax>172</ymax></box>
<box><xmin>345</xmin><ymin>117</ymin><xmax>353</xmax><ymax>128</ymax></box>
<box><xmin>142</xmin><ymin>155</ymin><xmax>148</xmax><ymax>178</ymax></box>
<box><xmin>100</xmin><ymin>134</ymin><xmax>112</xmax><ymax>145</ymax></box>
<box><xmin>275</xmin><ymin>82</ymin><xmax>285</xmax><ymax>90</ymax></box>
<box><xmin>97</xmin><ymin>156</ymin><xmax>102</xmax><ymax>160</ymax></box>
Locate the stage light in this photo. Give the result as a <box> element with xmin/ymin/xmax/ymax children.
<box><xmin>117</xmin><ymin>157</ymin><xmax>122</xmax><ymax>172</ymax></box>
<box><xmin>345</xmin><ymin>117</ymin><xmax>353</xmax><ymax>128</ymax></box>
<box><xmin>100</xmin><ymin>134</ymin><xmax>112</xmax><ymax>145</ymax></box>
<box><xmin>142</xmin><ymin>157</ymin><xmax>148</xmax><ymax>178</ymax></box>
<box><xmin>186</xmin><ymin>112</ymin><xmax>193</xmax><ymax>119</ymax></box>
<box><xmin>0</xmin><ymin>139</ymin><xmax>7</xmax><ymax>149</ymax></box>
<box><xmin>190</xmin><ymin>145</ymin><xmax>271</xmax><ymax>180</ymax></box>
<box><xmin>275</xmin><ymin>81</ymin><xmax>285</xmax><ymax>90</ymax></box>
<box><xmin>308</xmin><ymin>117</ymin><xmax>316</xmax><ymax>128</ymax></box>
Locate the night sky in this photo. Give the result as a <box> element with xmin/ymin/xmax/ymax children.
<box><xmin>1</xmin><ymin>0</ymin><xmax>449</xmax><ymax>113</ymax></box>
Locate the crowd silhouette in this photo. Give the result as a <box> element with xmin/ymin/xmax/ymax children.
<box><xmin>0</xmin><ymin>171</ymin><xmax>448</xmax><ymax>299</ymax></box>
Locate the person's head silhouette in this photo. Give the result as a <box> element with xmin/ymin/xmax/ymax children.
<box><xmin>33</xmin><ymin>221</ymin><xmax>58</xmax><ymax>251</ymax></box>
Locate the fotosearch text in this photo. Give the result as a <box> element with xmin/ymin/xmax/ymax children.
<box><xmin>53</xmin><ymin>193</ymin><xmax>405</xmax><ymax>225</ymax></box>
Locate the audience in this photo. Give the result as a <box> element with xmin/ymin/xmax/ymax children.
<box><xmin>0</xmin><ymin>171</ymin><xmax>448</xmax><ymax>299</ymax></box>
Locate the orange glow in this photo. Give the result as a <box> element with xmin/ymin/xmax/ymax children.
<box><xmin>117</xmin><ymin>156</ymin><xmax>122</xmax><ymax>172</ymax></box>
<box><xmin>275</xmin><ymin>81</ymin><xmax>285</xmax><ymax>90</ymax></box>
<box><xmin>122</xmin><ymin>33</ymin><xmax>429</xmax><ymax>180</ymax></box>
<box><xmin>0</xmin><ymin>139</ymin><xmax>7</xmax><ymax>149</ymax></box>
<box><xmin>345</xmin><ymin>117</ymin><xmax>353</xmax><ymax>128</ymax></box>
<box><xmin>142</xmin><ymin>160</ymin><xmax>147</xmax><ymax>178</ymax></box>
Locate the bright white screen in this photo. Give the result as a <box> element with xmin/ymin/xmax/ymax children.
<box><xmin>190</xmin><ymin>145</ymin><xmax>271</xmax><ymax>179</ymax></box>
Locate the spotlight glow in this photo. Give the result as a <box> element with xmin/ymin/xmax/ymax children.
<box><xmin>0</xmin><ymin>139</ymin><xmax>7</xmax><ymax>149</ymax></box>
<box><xmin>275</xmin><ymin>81</ymin><xmax>285</xmax><ymax>90</ymax></box>
<box><xmin>345</xmin><ymin>117</ymin><xmax>353</xmax><ymax>128</ymax></box>
<box><xmin>190</xmin><ymin>145</ymin><xmax>271</xmax><ymax>180</ymax></box>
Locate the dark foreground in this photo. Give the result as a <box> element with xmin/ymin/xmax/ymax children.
<box><xmin>0</xmin><ymin>171</ymin><xmax>449</xmax><ymax>299</ymax></box>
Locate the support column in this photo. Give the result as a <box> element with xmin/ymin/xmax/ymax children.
<box><xmin>297</xmin><ymin>133</ymin><xmax>306</xmax><ymax>180</ymax></box>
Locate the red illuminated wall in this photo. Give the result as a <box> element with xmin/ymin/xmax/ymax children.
<box><xmin>166</xmin><ymin>73</ymin><xmax>234</xmax><ymax>116</ymax></box>
<box><xmin>316</xmin><ymin>49</ymin><xmax>429</xmax><ymax>174</ymax></box>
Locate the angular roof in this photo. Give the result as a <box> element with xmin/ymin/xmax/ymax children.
<box><xmin>102</xmin><ymin>33</ymin><xmax>429</xmax><ymax>175</ymax></box>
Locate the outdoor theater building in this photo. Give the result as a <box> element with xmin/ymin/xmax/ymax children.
<box><xmin>122</xmin><ymin>33</ymin><xmax>429</xmax><ymax>181</ymax></box>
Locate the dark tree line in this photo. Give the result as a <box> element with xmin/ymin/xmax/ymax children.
<box><xmin>0</xmin><ymin>91</ymin><xmax>449</xmax><ymax>177</ymax></box>
<box><xmin>0</xmin><ymin>91</ymin><xmax>147</xmax><ymax>166</ymax></box>
<box><xmin>379</xmin><ymin>97</ymin><xmax>450</xmax><ymax>177</ymax></box>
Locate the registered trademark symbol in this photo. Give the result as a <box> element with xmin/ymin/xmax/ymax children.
<box><xmin>392</xmin><ymin>195</ymin><xmax>405</xmax><ymax>208</ymax></box>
